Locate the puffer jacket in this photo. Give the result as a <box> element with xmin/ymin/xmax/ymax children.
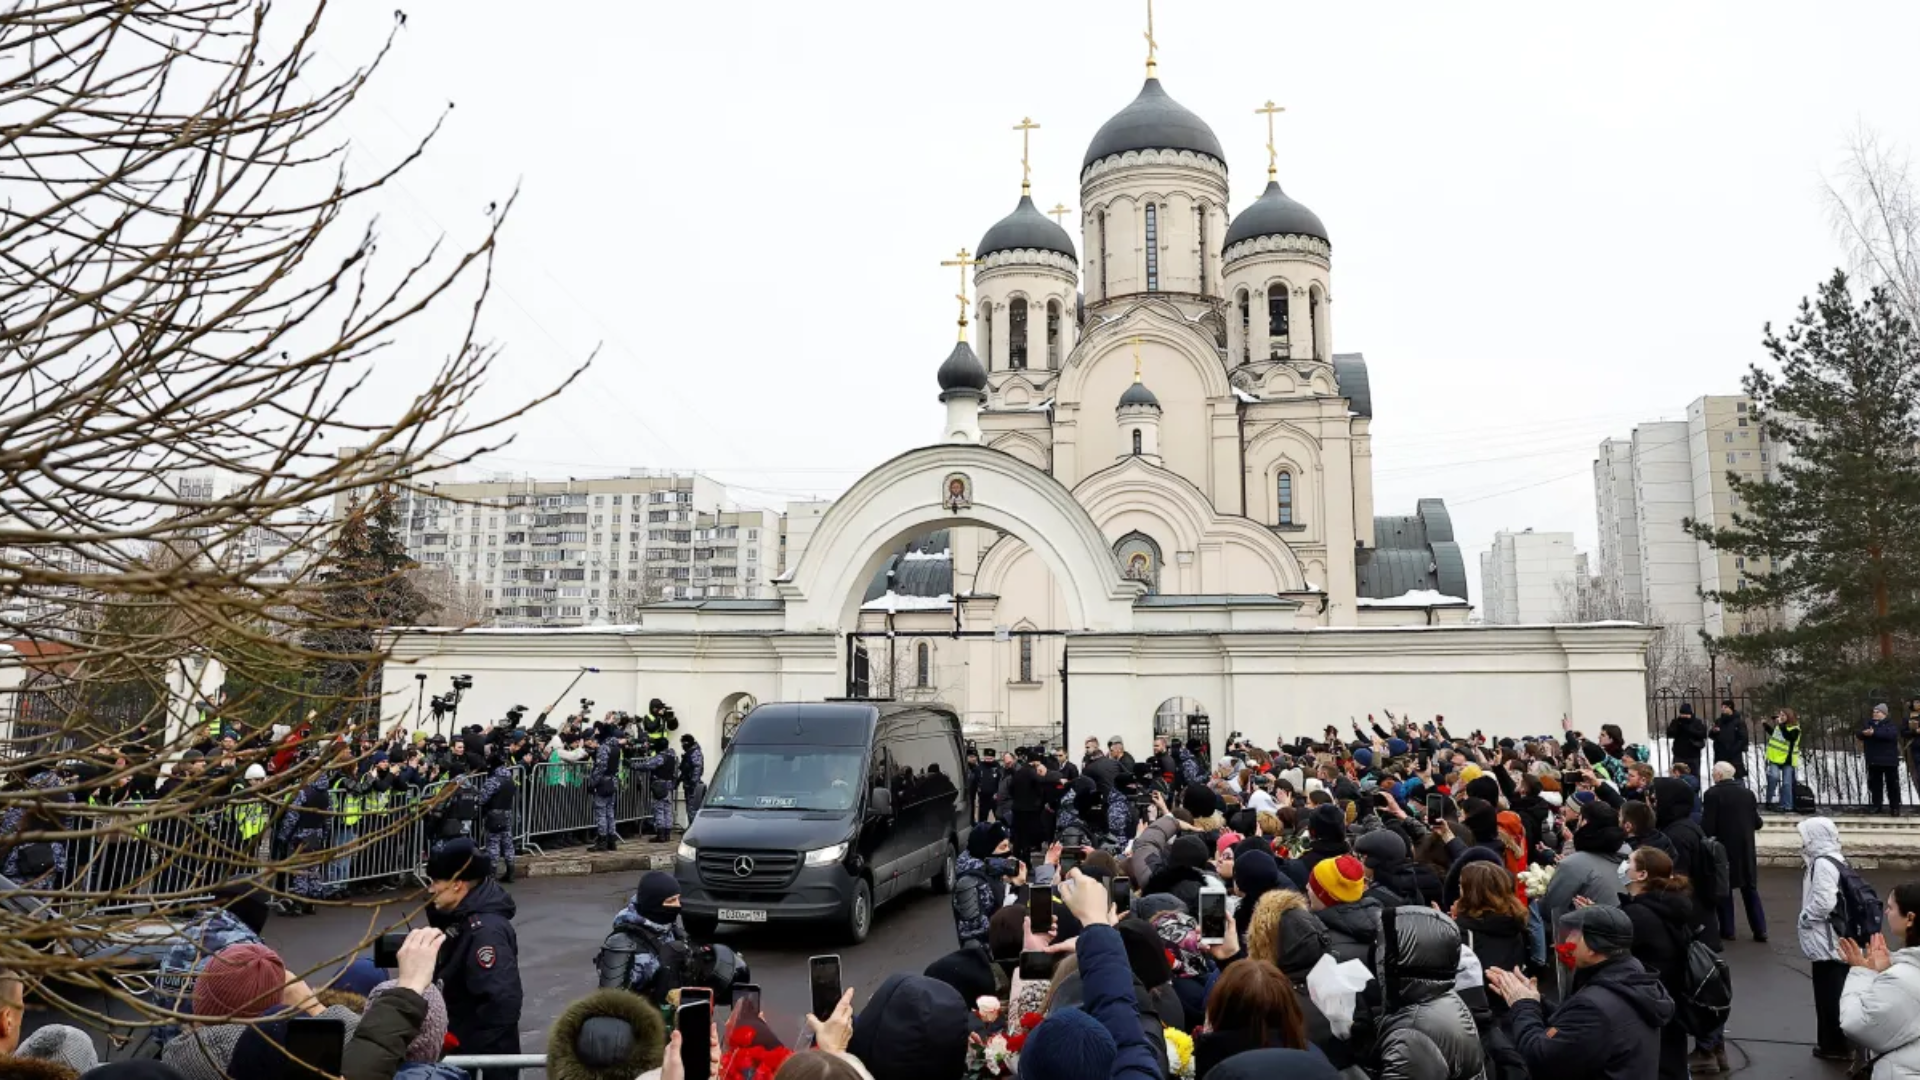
<box><xmin>1126</xmin><ymin>814</ymin><xmax>1181</xmax><ymax>888</ymax></box>
<box><xmin>1374</xmin><ymin>907</ymin><xmax>1486</xmax><ymax>1080</ymax></box>
<box><xmin>1798</xmin><ymin>816</ymin><xmax>1846</xmax><ymax>962</ymax></box>
<box><xmin>1244</xmin><ymin>889</ymin><xmax>1357</xmax><ymax>1071</ymax></box>
<box><xmin>1841</xmin><ymin>947</ymin><xmax>1920</xmax><ymax>1079</ymax></box>
<box><xmin>1319</xmin><ymin>895</ymin><xmax>1384</xmax><ymax>966</ymax></box>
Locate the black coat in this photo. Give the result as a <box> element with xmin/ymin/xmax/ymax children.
<box><xmin>1651</xmin><ymin>778</ymin><xmax>1720</xmax><ymax>951</ymax></box>
<box><xmin>1455</xmin><ymin>912</ymin><xmax>1529</xmax><ymax>1014</ymax></box>
<box><xmin>1621</xmin><ymin>889</ymin><xmax>1694</xmax><ymax>1080</ymax></box>
<box><xmin>427</xmin><ymin>878</ymin><xmax>523</xmax><ymax>1055</ymax></box>
<box><xmin>1667</xmin><ymin>712</ymin><xmax>1709</xmax><ymax>765</ymax></box>
<box><xmin>1700</xmin><ymin>778</ymin><xmax>1761</xmax><ymax>890</ymax></box>
<box><xmin>1709</xmin><ymin>712</ymin><xmax>1749</xmax><ymax>777</ymax></box>
<box><xmin>1506</xmin><ymin>957</ymin><xmax>1676</xmax><ymax>1080</ymax></box>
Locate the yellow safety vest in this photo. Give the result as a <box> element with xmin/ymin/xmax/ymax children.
<box><xmin>333</xmin><ymin>779</ymin><xmax>363</xmax><ymax>828</ymax></box>
<box><xmin>1765</xmin><ymin>725</ymin><xmax>1802</xmax><ymax>768</ymax></box>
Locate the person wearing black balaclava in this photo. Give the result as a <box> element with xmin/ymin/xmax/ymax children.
<box><xmin>594</xmin><ymin>870</ymin><xmax>693</xmax><ymax>1007</ymax></box>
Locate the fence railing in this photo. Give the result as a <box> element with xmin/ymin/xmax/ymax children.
<box><xmin>1643</xmin><ymin>690</ymin><xmax>1919</xmax><ymax>812</ymax></box>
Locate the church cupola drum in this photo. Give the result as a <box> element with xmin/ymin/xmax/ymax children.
<box><xmin>1223</xmin><ymin>101</ymin><xmax>1332</xmax><ymax>365</ymax></box>
<box><xmin>975</xmin><ymin>119</ymin><xmax>1078</xmax><ymax>377</ymax></box>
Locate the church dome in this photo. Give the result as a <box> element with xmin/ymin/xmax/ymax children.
<box><xmin>1224</xmin><ymin>179</ymin><xmax>1329</xmax><ymax>248</ymax></box>
<box><xmin>1118</xmin><ymin>379</ymin><xmax>1161</xmax><ymax>410</ymax></box>
<box><xmin>1083</xmin><ymin>78</ymin><xmax>1225</xmax><ymax>172</ymax></box>
<box><xmin>937</xmin><ymin>339</ymin><xmax>988</xmax><ymax>395</ymax></box>
<box><xmin>977</xmin><ymin>194</ymin><xmax>1076</xmax><ymax>262</ymax></box>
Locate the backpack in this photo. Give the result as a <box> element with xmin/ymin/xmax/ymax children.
<box><xmin>1701</xmin><ymin>836</ymin><xmax>1732</xmax><ymax>900</ymax></box>
<box><xmin>438</xmin><ymin>784</ymin><xmax>481</xmax><ymax>839</ymax></box>
<box><xmin>1668</xmin><ymin>919</ymin><xmax>1734</xmax><ymax>1038</ymax></box>
<box><xmin>1820</xmin><ymin>855</ymin><xmax>1884</xmax><ymax>946</ymax></box>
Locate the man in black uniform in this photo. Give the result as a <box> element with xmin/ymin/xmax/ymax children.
<box><xmin>972</xmin><ymin>749</ymin><xmax>1003</xmax><ymax>825</ymax></box>
<box><xmin>425</xmin><ymin>839</ymin><xmax>523</xmax><ymax>1080</ymax></box>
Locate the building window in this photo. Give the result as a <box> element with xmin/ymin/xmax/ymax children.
<box><xmin>1738</xmin><ymin>416</ymin><xmax>1748</xmax><ymax>427</ymax></box>
<box><xmin>1097</xmin><ymin>210</ymin><xmax>1108</xmax><ymax>298</ymax></box>
<box><xmin>980</xmin><ymin>301</ymin><xmax>992</xmax><ymax>369</ymax></box>
<box><xmin>1736</xmin><ymin>401</ymin><xmax>1747</xmax><ymax>413</ymax></box>
<box><xmin>1724</xmin><ymin>432</ymin><xmax>1733</xmax><ymax>444</ymax></box>
<box><xmin>1277</xmin><ymin>471</ymin><xmax>1294</xmax><ymax>525</ymax></box>
<box><xmin>1237</xmin><ymin>290</ymin><xmax>1250</xmax><ymax>364</ymax></box>
<box><xmin>915</xmin><ymin>642</ymin><xmax>930</xmax><ymax>688</ymax></box>
<box><xmin>1196</xmin><ymin>203</ymin><xmax>1208</xmax><ymax>288</ymax></box>
<box><xmin>1046</xmin><ymin>300</ymin><xmax>1061</xmax><ymax>365</ymax></box>
<box><xmin>1268</xmin><ymin>284</ymin><xmax>1289</xmax><ymax>350</ymax></box>
<box><xmin>1132</xmin><ymin>429</ymin><xmax>1142</xmax><ymax>456</ymax></box>
<box><xmin>1726</xmin><ymin>452</ymin><xmax>1736</xmax><ymax>465</ymax></box>
<box><xmin>1020</xmin><ymin>634</ymin><xmax>1034</xmax><ymax>683</ymax></box>
<box><xmin>1009</xmin><ymin>298</ymin><xmax>1028</xmax><ymax>369</ymax></box>
<box><xmin>1308</xmin><ymin>287</ymin><xmax>1323</xmax><ymax>361</ymax></box>
<box><xmin>1144</xmin><ymin>204</ymin><xmax>1159</xmax><ymax>291</ymax></box>
<box><xmin>1735</xmin><ymin>556</ymin><xmax>1745</xmax><ymax>569</ymax></box>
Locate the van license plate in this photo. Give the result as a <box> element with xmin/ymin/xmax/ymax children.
<box><xmin>717</xmin><ymin>908</ymin><xmax>767</xmax><ymax>923</ymax></box>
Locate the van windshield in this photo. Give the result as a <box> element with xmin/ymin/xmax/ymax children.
<box><xmin>706</xmin><ymin>746</ymin><xmax>867</xmax><ymax>812</ymax></box>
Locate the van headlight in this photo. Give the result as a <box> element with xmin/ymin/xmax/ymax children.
<box><xmin>676</xmin><ymin>840</ymin><xmax>697</xmax><ymax>861</ymax></box>
<box><xmin>802</xmin><ymin>842</ymin><xmax>848</xmax><ymax>867</ymax></box>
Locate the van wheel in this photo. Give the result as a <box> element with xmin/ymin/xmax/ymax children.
<box><xmin>844</xmin><ymin>879</ymin><xmax>873</xmax><ymax>944</ymax></box>
<box><xmin>928</xmin><ymin>844</ymin><xmax>957</xmax><ymax>894</ymax></box>
<box><xmin>684</xmin><ymin>914</ymin><xmax>719</xmax><ymax>938</ymax></box>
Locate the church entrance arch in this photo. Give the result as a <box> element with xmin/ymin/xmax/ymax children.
<box><xmin>717</xmin><ymin>692</ymin><xmax>757</xmax><ymax>750</ymax></box>
<box><xmin>1153</xmin><ymin>696</ymin><xmax>1212</xmax><ymax>757</ymax></box>
<box><xmin>777</xmin><ymin>444</ymin><xmax>1145</xmax><ymax>635</ymax></box>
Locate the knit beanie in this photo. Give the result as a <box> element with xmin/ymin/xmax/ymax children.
<box><xmin>1170</xmin><ymin>834</ymin><xmax>1211</xmax><ymax>870</ymax></box>
<box><xmin>924</xmin><ymin>948</ymin><xmax>997</xmax><ymax>1006</ymax></box>
<box><xmin>1017</xmin><ymin>1006</ymin><xmax>1115</xmax><ymax>1080</ymax></box>
<box><xmin>1181</xmin><ymin>783</ymin><xmax>1220</xmax><ymax>819</ymax></box>
<box><xmin>1458</xmin><ymin>763</ymin><xmax>1484</xmax><ymax>786</ymax></box>
<box><xmin>1386</xmin><ymin>737</ymin><xmax>1409</xmax><ymax>758</ymax></box>
<box><xmin>15</xmin><ymin>1023</ymin><xmax>98</xmax><ymax>1074</ymax></box>
<box><xmin>370</xmin><ymin>979</ymin><xmax>449</xmax><ymax>1063</ymax></box>
<box><xmin>1233</xmin><ymin>848</ymin><xmax>1282</xmax><ymax>897</ymax></box>
<box><xmin>193</xmin><ymin>942</ymin><xmax>286</xmax><ymax>1018</ymax></box>
<box><xmin>1308</xmin><ymin>854</ymin><xmax>1367</xmax><ymax>907</ymax></box>
<box><xmin>1307</xmin><ymin>803</ymin><xmax>1347</xmax><ymax>843</ymax></box>
<box><xmin>1353</xmin><ymin>747</ymin><xmax>1374</xmax><ymax>770</ymax></box>
<box><xmin>1465</xmin><ymin>775</ymin><xmax>1501</xmax><ymax>806</ymax></box>
<box><xmin>1461</xmin><ymin>798</ymin><xmax>1500</xmax><ymax>844</ymax></box>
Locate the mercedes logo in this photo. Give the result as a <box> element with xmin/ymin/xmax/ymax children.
<box><xmin>732</xmin><ymin>855</ymin><xmax>756</xmax><ymax>878</ymax></box>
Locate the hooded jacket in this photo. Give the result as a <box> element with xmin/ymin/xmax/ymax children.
<box><xmin>1542</xmin><ymin>815</ymin><xmax>1626</xmax><ymax>936</ymax></box>
<box><xmin>1798</xmin><ymin>816</ymin><xmax>1846</xmax><ymax>962</ymax></box>
<box><xmin>1651</xmin><ymin>777</ymin><xmax>1719</xmax><ymax>950</ymax></box>
<box><xmin>1318</xmin><ymin>894</ymin><xmax>1384</xmax><ymax>967</ymax></box>
<box><xmin>1506</xmin><ymin>956</ymin><xmax>1677</xmax><ymax>1080</ymax></box>
<box><xmin>1244</xmin><ymin>891</ymin><xmax>1357</xmax><ymax>1070</ymax></box>
<box><xmin>1355</xmin><ymin>830</ymin><xmax>1443</xmax><ymax>910</ymax></box>
<box><xmin>544</xmin><ymin>988</ymin><xmax>666</xmax><ymax>1080</ymax></box>
<box><xmin>1841</xmin><ymin>946</ymin><xmax>1920</xmax><ymax>1079</ymax></box>
<box><xmin>845</xmin><ymin>974</ymin><xmax>971</xmax><ymax>1080</ymax></box>
<box><xmin>1621</xmin><ymin>889</ymin><xmax>1694</xmax><ymax>1000</ymax></box>
<box><xmin>1374</xmin><ymin>907</ymin><xmax>1486</xmax><ymax>1080</ymax></box>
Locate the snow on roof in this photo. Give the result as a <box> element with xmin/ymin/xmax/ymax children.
<box><xmin>393</xmin><ymin>623</ymin><xmax>646</xmax><ymax>634</ymax></box>
<box><xmin>902</xmin><ymin>549</ymin><xmax>951</xmax><ymax>562</ymax></box>
<box><xmin>862</xmin><ymin>590</ymin><xmax>954</xmax><ymax>613</ymax></box>
<box><xmin>1233</xmin><ymin>387</ymin><xmax>1259</xmax><ymax>404</ymax></box>
<box><xmin>1355</xmin><ymin>589</ymin><xmax>1469</xmax><ymax>608</ymax></box>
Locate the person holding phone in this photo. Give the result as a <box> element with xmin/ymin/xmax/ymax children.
<box><xmin>952</xmin><ymin>822</ymin><xmax>1022</xmax><ymax>949</ymax></box>
<box><xmin>424</xmin><ymin>839</ymin><xmax>523</xmax><ymax>1079</ymax></box>
<box><xmin>342</xmin><ymin>927</ymin><xmax>454</xmax><ymax>1079</ymax></box>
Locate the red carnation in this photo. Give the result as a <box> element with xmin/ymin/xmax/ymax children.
<box><xmin>1019</xmin><ymin>1011</ymin><xmax>1044</xmax><ymax>1032</ymax></box>
<box><xmin>727</xmin><ymin>1025</ymin><xmax>757</xmax><ymax>1049</ymax></box>
<box><xmin>1006</xmin><ymin>1032</ymin><xmax>1028</xmax><ymax>1052</ymax></box>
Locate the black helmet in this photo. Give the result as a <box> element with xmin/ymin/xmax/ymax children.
<box><xmin>680</xmin><ymin>734</ymin><xmax>696</xmax><ymax>750</ymax></box>
<box><xmin>689</xmin><ymin>943</ymin><xmax>749</xmax><ymax>996</ymax></box>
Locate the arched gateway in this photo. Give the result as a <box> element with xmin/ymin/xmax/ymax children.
<box><xmin>776</xmin><ymin>443</ymin><xmax>1145</xmax><ymax>634</ymax></box>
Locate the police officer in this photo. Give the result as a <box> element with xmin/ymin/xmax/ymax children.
<box><xmin>425</xmin><ymin>838</ymin><xmax>522</xmax><ymax>1080</ymax></box>
<box><xmin>588</xmin><ymin>723</ymin><xmax>623</xmax><ymax>851</ymax></box>
<box><xmin>972</xmin><ymin>748</ymin><xmax>1003</xmax><ymax>824</ymax></box>
<box><xmin>431</xmin><ymin>770</ymin><xmax>485</xmax><ymax>854</ymax></box>
<box><xmin>479</xmin><ymin>749</ymin><xmax>517</xmax><ymax>883</ymax></box>
<box><xmin>595</xmin><ymin>870</ymin><xmax>690</xmax><ymax>1005</ymax></box>
<box><xmin>679</xmin><ymin>733</ymin><xmax>706</xmax><ymax>822</ymax></box>
<box><xmin>274</xmin><ymin>754</ymin><xmax>336</xmax><ymax>915</ymax></box>
<box><xmin>631</xmin><ymin>735</ymin><xmax>677</xmax><ymax>843</ymax></box>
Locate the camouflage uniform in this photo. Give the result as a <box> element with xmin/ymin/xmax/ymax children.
<box><xmin>479</xmin><ymin>765</ymin><xmax>516</xmax><ymax>875</ymax></box>
<box><xmin>679</xmin><ymin>740</ymin><xmax>706</xmax><ymax>820</ymax></box>
<box><xmin>0</xmin><ymin>770</ymin><xmax>71</xmax><ymax>882</ymax></box>
<box><xmin>630</xmin><ymin>745</ymin><xmax>674</xmax><ymax>840</ymax></box>
<box><xmin>1105</xmin><ymin>789</ymin><xmax>1132</xmax><ymax>839</ymax></box>
<box><xmin>589</xmin><ymin>737</ymin><xmax>621</xmax><ymax>844</ymax></box>
<box><xmin>1175</xmin><ymin>742</ymin><xmax>1206</xmax><ymax>786</ymax></box>
<box><xmin>277</xmin><ymin>773</ymin><xmax>333</xmax><ymax>900</ymax></box>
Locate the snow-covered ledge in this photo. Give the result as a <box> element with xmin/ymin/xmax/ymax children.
<box><xmin>1356</xmin><ymin>588</ymin><xmax>1473</xmax><ymax>627</ymax></box>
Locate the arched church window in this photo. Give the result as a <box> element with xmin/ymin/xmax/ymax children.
<box><xmin>916</xmin><ymin>642</ymin><xmax>930</xmax><ymax>688</ymax></box>
<box><xmin>1132</xmin><ymin>429</ymin><xmax>1142</xmax><ymax>456</ymax></box>
<box><xmin>1309</xmin><ymin>288</ymin><xmax>1322</xmax><ymax>361</ymax></box>
<box><xmin>1097</xmin><ymin>210</ymin><xmax>1108</xmax><ymax>299</ymax></box>
<box><xmin>1009</xmin><ymin>299</ymin><xmax>1028</xmax><ymax>370</ymax></box>
<box><xmin>1196</xmin><ymin>203</ymin><xmax>1208</xmax><ymax>290</ymax></box>
<box><xmin>1268</xmin><ymin>284</ymin><xmax>1290</xmax><ymax>353</ymax></box>
<box><xmin>981</xmin><ymin>301</ymin><xmax>993</xmax><ymax>369</ymax></box>
<box><xmin>1237</xmin><ymin>290</ymin><xmax>1250</xmax><ymax>364</ymax></box>
<box><xmin>1019</xmin><ymin>634</ymin><xmax>1034</xmax><ymax>683</ymax></box>
<box><xmin>1046</xmin><ymin>301</ymin><xmax>1061</xmax><ymax>366</ymax></box>
<box><xmin>1277</xmin><ymin>471</ymin><xmax>1294</xmax><ymax>525</ymax></box>
<box><xmin>1144</xmin><ymin>204</ymin><xmax>1160</xmax><ymax>292</ymax></box>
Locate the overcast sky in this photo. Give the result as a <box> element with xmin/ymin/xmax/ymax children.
<box><xmin>310</xmin><ymin>1</ymin><xmax>1920</xmax><ymax>605</ymax></box>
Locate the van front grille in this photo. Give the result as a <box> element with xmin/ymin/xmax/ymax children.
<box><xmin>697</xmin><ymin>849</ymin><xmax>799</xmax><ymax>891</ymax></box>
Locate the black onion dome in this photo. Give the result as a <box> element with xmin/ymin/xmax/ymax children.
<box><xmin>977</xmin><ymin>195</ymin><xmax>1076</xmax><ymax>262</ymax></box>
<box><xmin>937</xmin><ymin>339</ymin><xmax>987</xmax><ymax>394</ymax></box>
<box><xmin>1224</xmin><ymin>179</ymin><xmax>1329</xmax><ymax>248</ymax></box>
<box><xmin>1082</xmin><ymin>78</ymin><xmax>1226</xmax><ymax>171</ymax></box>
<box><xmin>1118</xmin><ymin>380</ymin><xmax>1161</xmax><ymax>409</ymax></box>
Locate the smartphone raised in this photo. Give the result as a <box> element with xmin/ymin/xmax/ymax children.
<box><xmin>374</xmin><ymin>932</ymin><xmax>404</xmax><ymax>969</ymax></box>
<box><xmin>1425</xmin><ymin>793</ymin><xmax>1446</xmax><ymax>820</ymax></box>
<box><xmin>1110</xmin><ymin>877</ymin><xmax>1132</xmax><ymax>915</ymax></box>
<box><xmin>730</xmin><ymin>982</ymin><xmax>761</xmax><ymax>1017</ymax></box>
<box><xmin>809</xmin><ymin>954</ymin><xmax>843</xmax><ymax>1024</ymax></box>
<box><xmin>1018</xmin><ymin>949</ymin><xmax>1057</xmax><ymax>981</ymax></box>
<box><xmin>1027</xmin><ymin>882</ymin><xmax>1053</xmax><ymax>935</ymax></box>
<box><xmin>1058</xmin><ymin>847</ymin><xmax>1082</xmax><ymax>876</ymax></box>
<box><xmin>1198</xmin><ymin>885</ymin><xmax>1228</xmax><ymax>946</ymax></box>
<box><xmin>677</xmin><ymin>999</ymin><xmax>714</xmax><ymax>1080</ymax></box>
<box><xmin>284</xmin><ymin>1017</ymin><xmax>345</xmax><ymax>1076</ymax></box>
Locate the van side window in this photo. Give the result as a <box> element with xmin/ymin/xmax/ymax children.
<box><xmin>867</xmin><ymin>744</ymin><xmax>892</xmax><ymax>802</ymax></box>
<box><xmin>889</xmin><ymin>735</ymin><xmax>956</xmax><ymax>807</ymax></box>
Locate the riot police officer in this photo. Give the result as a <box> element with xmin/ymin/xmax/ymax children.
<box><xmin>479</xmin><ymin>750</ymin><xmax>517</xmax><ymax>883</ymax></box>
<box><xmin>425</xmin><ymin>838</ymin><xmax>522</xmax><ymax>1080</ymax></box>
<box><xmin>632</xmin><ymin>735</ymin><xmax>677</xmax><ymax>843</ymax></box>
<box><xmin>596</xmin><ymin>870</ymin><xmax>688</xmax><ymax>1005</ymax></box>
<box><xmin>679</xmin><ymin>733</ymin><xmax>706</xmax><ymax>821</ymax></box>
<box><xmin>588</xmin><ymin>723</ymin><xmax>623</xmax><ymax>851</ymax></box>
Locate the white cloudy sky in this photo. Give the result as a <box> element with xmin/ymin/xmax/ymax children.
<box><xmin>308</xmin><ymin>1</ymin><xmax>1920</xmax><ymax>604</ymax></box>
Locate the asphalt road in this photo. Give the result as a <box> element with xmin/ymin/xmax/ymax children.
<box><xmin>26</xmin><ymin>863</ymin><xmax>1909</xmax><ymax>1074</ymax></box>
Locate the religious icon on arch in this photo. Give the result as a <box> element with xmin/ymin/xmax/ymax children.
<box><xmin>1125</xmin><ymin>552</ymin><xmax>1152</xmax><ymax>582</ymax></box>
<box><xmin>943</xmin><ymin>472</ymin><xmax>972</xmax><ymax>512</ymax></box>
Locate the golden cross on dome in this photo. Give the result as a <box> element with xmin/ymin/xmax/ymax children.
<box><xmin>1048</xmin><ymin>203</ymin><xmax>1072</xmax><ymax>226</ymax></box>
<box><xmin>1144</xmin><ymin>0</ymin><xmax>1159</xmax><ymax>76</ymax></box>
<box><xmin>1013</xmin><ymin>117</ymin><xmax>1041</xmax><ymax>194</ymax></box>
<box><xmin>1131</xmin><ymin>337</ymin><xmax>1144</xmax><ymax>382</ymax></box>
<box><xmin>940</xmin><ymin>248</ymin><xmax>978</xmax><ymax>342</ymax></box>
<box><xmin>1256</xmin><ymin>100</ymin><xmax>1286</xmax><ymax>181</ymax></box>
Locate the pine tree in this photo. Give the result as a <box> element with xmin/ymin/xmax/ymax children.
<box><xmin>303</xmin><ymin>486</ymin><xmax>433</xmax><ymax>724</ymax></box>
<box><xmin>1686</xmin><ymin>270</ymin><xmax>1920</xmax><ymax>705</ymax></box>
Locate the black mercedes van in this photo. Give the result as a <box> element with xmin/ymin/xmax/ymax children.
<box><xmin>673</xmin><ymin>700</ymin><xmax>968</xmax><ymax>943</ymax></box>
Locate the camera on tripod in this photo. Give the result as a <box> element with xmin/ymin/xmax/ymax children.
<box><xmin>580</xmin><ymin>697</ymin><xmax>595</xmax><ymax>714</ymax></box>
<box><xmin>452</xmin><ymin>674</ymin><xmax>474</xmax><ymax>691</ymax></box>
<box><xmin>505</xmin><ymin>704</ymin><xmax>527</xmax><ymax>725</ymax></box>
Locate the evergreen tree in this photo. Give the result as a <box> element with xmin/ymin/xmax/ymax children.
<box><xmin>1686</xmin><ymin>270</ymin><xmax>1920</xmax><ymax>704</ymax></box>
<box><xmin>303</xmin><ymin>486</ymin><xmax>432</xmax><ymax>723</ymax></box>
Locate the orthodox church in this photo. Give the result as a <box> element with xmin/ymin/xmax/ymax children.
<box><xmin>851</xmin><ymin>49</ymin><xmax>1470</xmax><ymax>733</ymax></box>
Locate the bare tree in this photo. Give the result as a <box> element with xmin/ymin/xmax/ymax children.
<box><xmin>1826</xmin><ymin>127</ymin><xmax>1920</xmax><ymax>324</ymax></box>
<box><xmin>1553</xmin><ymin>577</ymin><xmax>1712</xmax><ymax>696</ymax></box>
<box><xmin>0</xmin><ymin>0</ymin><xmax>584</xmax><ymax>1026</ymax></box>
<box><xmin>407</xmin><ymin>566</ymin><xmax>493</xmax><ymax>628</ymax></box>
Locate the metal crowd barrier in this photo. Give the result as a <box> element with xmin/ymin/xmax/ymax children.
<box><xmin>516</xmin><ymin>761</ymin><xmax>660</xmax><ymax>853</ymax></box>
<box><xmin>60</xmin><ymin>800</ymin><xmax>249</xmax><ymax>915</ymax></box>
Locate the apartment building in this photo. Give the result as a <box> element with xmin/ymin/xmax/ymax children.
<box><xmin>1478</xmin><ymin>529</ymin><xmax>1583</xmax><ymax>624</ymax></box>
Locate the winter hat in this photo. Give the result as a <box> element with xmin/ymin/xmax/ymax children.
<box><xmin>1307</xmin><ymin>803</ymin><xmax>1347</xmax><ymax>843</ymax></box>
<box><xmin>1308</xmin><ymin>854</ymin><xmax>1367</xmax><ymax>907</ymax></box>
<box><xmin>1181</xmin><ymin>783</ymin><xmax>1220</xmax><ymax>819</ymax></box>
<box><xmin>1114</xmin><ymin>918</ymin><xmax>1174</xmax><ymax>988</ymax></box>
<box><xmin>193</xmin><ymin>942</ymin><xmax>286</xmax><ymax>1018</ymax></box>
<box><xmin>1571</xmin><ymin>789</ymin><xmax>1596</xmax><ymax>806</ymax></box>
<box><xmin>1386</xmin><ymin>737</ymin><xmax>1410</xmax><ymax>758</ymax></box>
<box><xmin>243</xmin><ymin>763</ymin><xmax>267</xmax><ymax>781</ymax></box>
<box><xmin>1130</xmin><ymin>893</ymin><xmax>1188</xmax><ymax>921</ymax></box>
<box><xmin>967</xmin><ymin>821</ymin><xmax>1010</xmax><ymax>859</ymax></box>
<box><xmin>1458</xmin><ymin>763</ymin><xmax>1484</xmax><ymax>786</ymax></box>
<box><xmin>424</xmin><ymin>838</ymin><xmax>492</xmax><ymax>883</ymax></box>
<box><xmin>1018</xmin><ymin>1005</ymin><xmax>1116</xmax><ymax>1080</ymax></box>
<box><xmin>1216</xmin><ymin>831</ymin><xmax>1244</xmax><ymax>855</ymax></box>
<box><xmin>368</xmin><ymin>979</ymin><xmax>449</xmax><ymax>1063</ymax></box>
<box><xmin>547</xmin><ymin>988</ymin><xmax>667</xmax><ymax>1080</ymax></box>
<box><xmin>635</xmin><ymin>870</ymin><xmax>681</xmax><ymax>924</ymax></box>
<box><xmin>1460</xmin><ymin>798</ymin><xmax>1500</xmax><ymax>844</ymax></box>
<box><xmin>1170</xmin><ymin>834</ymin><xmax>1211</xmax><ymax>870</ymax></box>
<box><xmin>16</xmin><ymin>1023</ymin><xmax>99</xmax><ymax>1073</ymax></box>
<box><xmin>924</xmin><ymin>947</ymin><xmax>997</xmax><ymax>1006</ymax></box>
<box><xmin>1353</xmin><ymin>747</ymin><xmax>1374</xmax><ymax>770</ymax></box>
<box><xmin>1352</xmin><ymin>828</ymin><xmax>1408</xmax><ymax>870</ymax></box>
<box><xmin>1677</xmin><ymin>703</ymin><xmax>1694</xmax><ymax>716</ymax></box>
<box><xmin>1232</xmin><ymin>848</ymin><xmax>1282</xmax><ymax>897</ymax></box>
<box><xmin>1464</xmin><ymin>775</ymin><xmax>1501</xmax><ymax>805</ymax></box>
<box><xmin>845</xmin><ymin>974</ymin><xmax>970</xmax><ymax>1080</ymax></box>
<box><xmin>1562</xmin><ymin>904</ymin><xmax>1635</xmax><ymax>957</ymax></box>
<box><xmin>331</xmin><ymin>955</ymin><xmax>386</xmax><ymax>997</ymax></box>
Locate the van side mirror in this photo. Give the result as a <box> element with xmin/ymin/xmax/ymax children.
<box><xmin>868</xmin><ymin>787</ymin><xmax>892</xmax><ymax>817</ymax></box>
